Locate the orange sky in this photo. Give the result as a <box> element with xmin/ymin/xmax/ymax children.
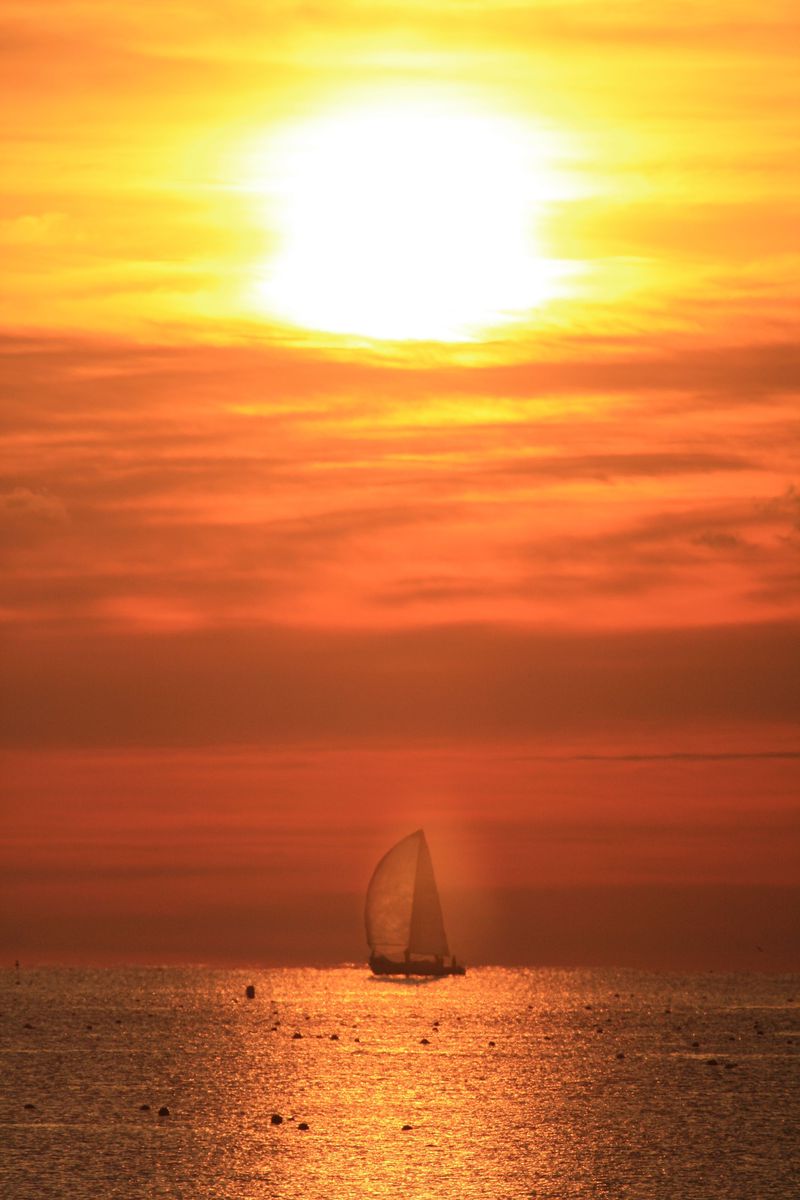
<box><xmin>1</xmin><ymin>1</ymin><xmax>798</xmax><ymax>968</ymax></box>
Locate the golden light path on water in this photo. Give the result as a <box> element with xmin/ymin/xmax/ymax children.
<box><xmin>3</xmin><ymin>966</ymin><xmax>799</xmax><ymax>1199</ymax></box>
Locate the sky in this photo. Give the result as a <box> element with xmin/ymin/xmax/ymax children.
<box><xmin>1</xmin><ymin>1</ymin><xmax>798</xmax><ymax>969</ymax></box>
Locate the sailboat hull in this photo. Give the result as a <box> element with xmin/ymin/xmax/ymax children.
<box><xmin>369</xmin><ymin>954</ymin><xmax>466</xmax><ymax>977</ymax></box>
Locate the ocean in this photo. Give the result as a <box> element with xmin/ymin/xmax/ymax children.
<box><xmin>2</xmin><ymin>966</ymin><xmax>798</xmax><ymax>1199</ymax></box>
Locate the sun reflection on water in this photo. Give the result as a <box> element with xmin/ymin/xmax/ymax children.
<box><xmin>2</xmin><ymin>966</ymin><xmax>798</xmax><ymax>1200</ymax></box>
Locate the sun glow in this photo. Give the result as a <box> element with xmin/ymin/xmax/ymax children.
<box><xmin>252</xmin><ymin>94</ymin><xmax>578</xmax><ymax>341</ymax></box>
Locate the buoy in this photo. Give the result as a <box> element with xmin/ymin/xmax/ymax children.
<box><xmin>488</xmin><ymin>1040</ymin><xmax>495</xmax><ymax>1047</ymax></box>
<box><xmin>158</xmin><ymin>1106</ymin><xmax>170</xmax><ymax>1116</ymax></box>
<box><xmin>298</xmin><ymin>1121</ymin><xmax>309</xmax><ymax>1131</ymax></box>
<box><xmin>420</xmin><ymin>1037</ymin><xmax>430</xmax><ymax>1045</ymax></box>
<box><xmin>246</xmin><ymin>985</ymin><xmax>255</xmax><ymax>999</ymax></box>
<box><xmin>270</xmin><ymin>1113</ymin><xmax>283</xmax><ymax>1125</ymax></box>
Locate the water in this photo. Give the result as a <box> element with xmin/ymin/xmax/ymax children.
<box><xmin>2</xmin><ymin>966</ymin><xmax>798</xmax><ymax>1199</ymax></box>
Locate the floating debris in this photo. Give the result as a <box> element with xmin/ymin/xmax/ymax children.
<box><xmin>298</xmin><ymin>1121</ymin><xmax>309</xmax><ymax>1131</ymax></box>
<box><xmin>420</xmin><ymin>1038</ymin><xmax>430</xmax><ymax>1045</ymax></box>
<box><xmin>292</xmin><ymin>1032</ymin><xmax>303</xmax><ymax>1040</ymax></box>
<box><xmin>270</xmin><ymin>1113</ymin><xmax>283</xmax><ymax>1125</ymax></box>
<box><xmin>402</xmin><ymin>1124</ymin><xmax>413</xmax><ymax>1131</ymax></box>
<box><xmin>616</xmin><ymin>1052</ymin><xmax>625</xmax><ymax>1060</ymax></box>
<box><xmin>139</xmin><ymin>1104</ymin><xmax>151</xmax><ymax>1111</ymax></box>
<box><xmin>246</xmin><ymin>985</ymin><xmax>256</xmax><ymax>999</ymax></box>
<box><xmin>705</xmin><ymin>1059</ymin><xmax>718</xmax><ymax>1067</ymax></box>
<box><xmin>330</xmin><ymin>1033</ymin><xmax>339</xmax><ymax>1040</ymax></box>
<box><xmin>23</xmin><ymin>1103</ymin><xmax>36</xmax><ymax>1110</ymax></box>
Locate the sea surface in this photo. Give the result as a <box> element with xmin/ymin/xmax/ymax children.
<box><xmin>2</xmin><ymin>965</ymin><xmax>799</xmax><ymax>1199</ymax></box>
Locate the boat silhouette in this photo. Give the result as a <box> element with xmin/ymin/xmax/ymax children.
<box><xmin>365</xmin><ymin>829</ymin><xmax>466</xmax><ymax>977</ymax></box>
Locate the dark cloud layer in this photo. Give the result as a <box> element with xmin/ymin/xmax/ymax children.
<box><xmin>2</xmin><ymin>619</ymin><xmax>798</xmax><ymax>748</ymax></box>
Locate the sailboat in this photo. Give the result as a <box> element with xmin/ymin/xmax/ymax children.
<box><xmin>365</xmin><ymin>829</ymin><xmax>466</xmax><ymax>977</ymax></box>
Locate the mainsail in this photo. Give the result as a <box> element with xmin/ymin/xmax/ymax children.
<box><xmin>365</xmin><ymin>829</ymin><xmax>450</xmax><ymax>959</ymax></box>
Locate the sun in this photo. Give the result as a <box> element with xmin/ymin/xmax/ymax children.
<box><xmin>251</xmin><ymin>92</ymin><xmax>575</xmax><ymax>342</ymax></box>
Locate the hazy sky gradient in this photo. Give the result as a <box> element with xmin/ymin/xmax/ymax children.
<box><xmin>2</xmin><ymin>1</ymin><xmax>798</xmax><ymax>967</ymax></box>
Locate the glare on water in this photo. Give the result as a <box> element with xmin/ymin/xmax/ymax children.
<box><xmin>2</xmin><ymin>966</ymin><xmax>799</xmax><ymax>1199</ymax></box>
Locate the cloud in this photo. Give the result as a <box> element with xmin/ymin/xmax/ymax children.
<box><xmin>1</xmin><ymin>618</ymin><xmax>798</xmax><ymax>748</ymax></box>
<box><xmin>492</xmin><ymin>451</ymin><xmax>754</xmax><ymax>482</ymax></box>
<box><xmin>0</xmin><ymin>486</ymin><xmax>67</xmax><ymax>521</ymax></box>
<box><xmin>543</xmin><ymin>750</ymin><xmax>800</xmax><ymax>763</ymax></box>
<box><xmin>0</xmin><ymin>332</ymin><xmax>796</xmax><ymax>635</ymax></box>
<box><xmin>0</xmin><ymin>486</ymin><xmax>68</xmax><ymax>552</ymax></box>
